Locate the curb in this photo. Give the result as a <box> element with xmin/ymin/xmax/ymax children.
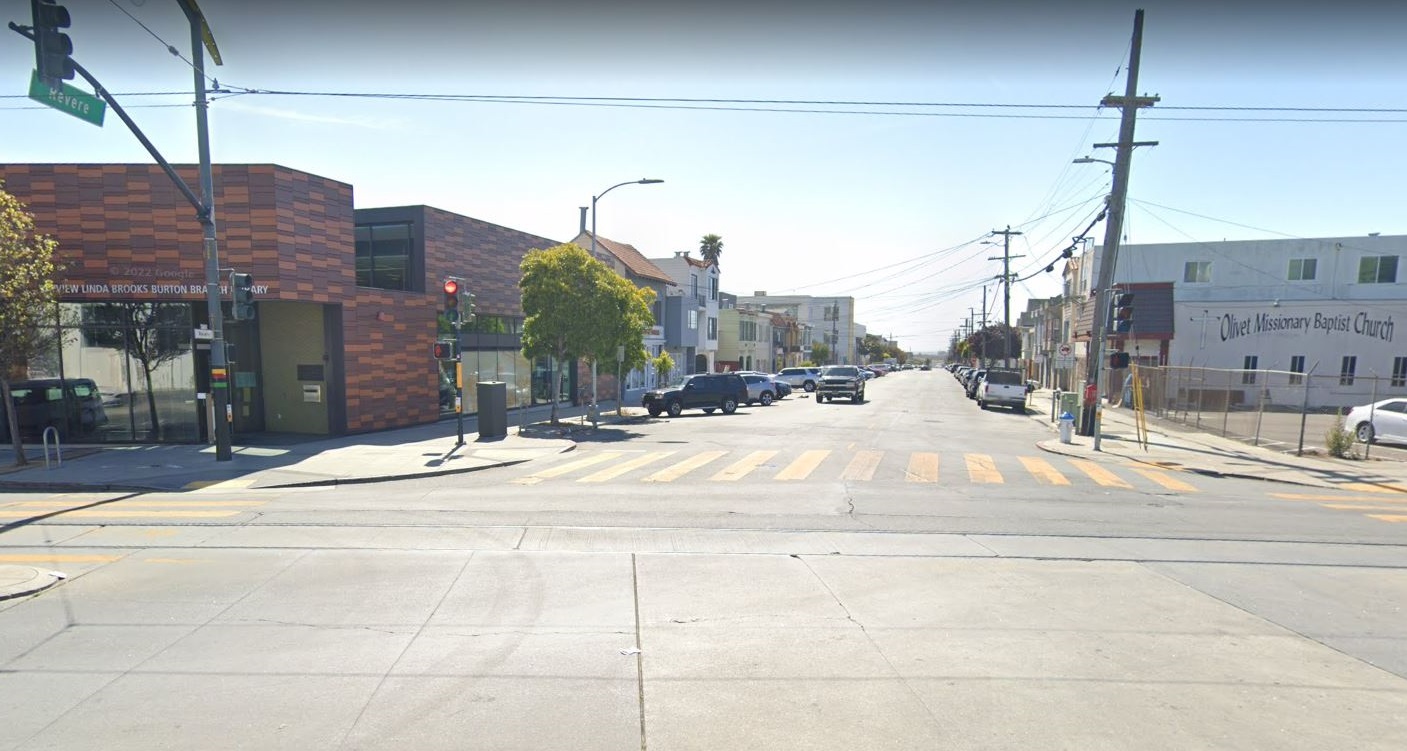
<box><xmin>0</xmin><ymin>565</ymin><xmax>65</xmax><ymax>601</ymax></box>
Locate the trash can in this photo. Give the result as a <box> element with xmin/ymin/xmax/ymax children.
<box><xmin>477</xmin><ymin>381</ymin><xmax>508</xmax><ymax>438</ymax></box>
<box><xmin>1058</xmin><ymin>411</ymin><xmax>1076</xmax><ymax>444</ymax></box>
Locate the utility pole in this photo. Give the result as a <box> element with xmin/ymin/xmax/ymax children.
<box><xmin>831</xmin><ymin>299</ymin><xmax>839</xmax><ymax>364</ymax></box>
<box><xmin>1081</xmin><ymin>8</ymin><xmax>1158</xmax><ymax>448</ymax></box>
<box><xmin>989</xmin><ymin>226</ymin><xmax>1024</xmax><ymax>368</ymax></box>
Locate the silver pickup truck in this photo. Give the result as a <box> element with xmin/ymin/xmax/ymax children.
<box><xmin>815</xmin><ymin>365</ymin><xmax>866</xmax><ymax>404</ymax></box>
<box><xmin>976</xmin><ymin>369</ymin><xmax>1027</xmax><ymax>411</ymax></box>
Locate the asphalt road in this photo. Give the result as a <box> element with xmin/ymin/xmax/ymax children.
<box><xmin>3</xmin><ymin>370</ymin><xmax>1405</xmax><ymax>750</ymax></box>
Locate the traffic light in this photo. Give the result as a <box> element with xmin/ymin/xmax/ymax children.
<box><xmin>1111</xmin><ymin>291</ymin><xmax>1134</xmax><ymax>333</ymax></box>
<box><xmin>1109</xmin><ymin>351</ymin><xmax>1131</xmax><ymax>369</ymax></box>
<box><xmin>442</xmin><ymin>278</ymin><xmax>461</xmax><ymax>324</ymax></box>
<box><xmin>231</xmin><ymin>272</ymin><xmax>255</xmax><ymax>321</ymax></box>
<box><xmin>463</xmin><ymin>291</ymin><xmax>476</xmax><ymax>324</ymax></box>
<box><xmin>32</xmin><ymin>0</ymin><xmax>75</xmax><ymax>86</ymax></box>
<box><xmin>432</xmin><ymin>340</ymin><xmax>457</xmax><ymax>360</ymax></box>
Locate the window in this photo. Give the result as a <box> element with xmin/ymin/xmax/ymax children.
<box><xmin>1393</xmin><ymin>357</ymin><xmax>1407</xmax><ymax>388</ymax></box>
<box><xmin>690</xmin><ymin>274</ymin><xmax>699</xmax><ymax>298</ymax></box>
<box><xmin>710</xmin><ymin>276</ymin><xmax>718</xmax><ymax>301</ymax></box>
<box><xmin>355</xmin><ymin>222</ymin><xmax>413</xmax><ymax>290</ymax></box>
<box><xmin>1289</xmin><ymin>355</ymin><xmax>1306</xmax><ymax>385</ymax></box>
<box><xmin>1242</xmin><ymin>356</ymin><xmax>1258</xmax><ymax>384</ymax></box>
<box><xmin>1183</xmin><ymin>261</ymin><xmax>1211</xmax><ymax>283</ymax></box>
<box><xmin>1340</xmin><ymin>355</ymin><xmax>1357</xmax><ymax>386</ymax></box>
<box><xmin>687</xmin><ymin>310</ymin><xmax>698</xmax><ymax>330</ymax></box>
<box><xmin>707</xmin><ymin>317</ymin><xmax>718</xmax><ymax>339</ymax></box>
<box><xmin>1287</xmin><ymin>258</ymin><xmax>1317</xmax><ymax>281</ymax></box>
<box><xmin>1358</xmin><ymin>255</ymin><xmax>1399</xmax><ymax>284</ymax></box>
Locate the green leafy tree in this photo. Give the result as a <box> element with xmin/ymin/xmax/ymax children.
<box><xmin>0</xmin><ymin>184</ymin><xmax>63</xmax><ymax>465</ymax></box>
<box><xmin>521</xmin><ymin>243</ymin><xmax>654</xmax><ymax>424</ymax></box>
<box><xmin>699</xmin><ymin>233</ymin><xmax>724</xmax><ymax>268</ymax></box>
<box><xmin>652</xmin><ymin>351</ymin><xmax>675</xmax><ymax>386</ymax></box>
<box><xmin>810</xmin><ymin>341</ymin><xmax>830</xmax><ymax>365</ymax></box>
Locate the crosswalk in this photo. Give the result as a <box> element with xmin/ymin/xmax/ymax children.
<box><xmin>1270</xmin><ymin>490</ymin><xmax>1407</xmax><ymax>524</ymax></box>
<box><xmin>0</xmin><ymin>495</ymin><xmax>266</xmax><ymax>521</ymax></box>
<box><xmin>507</xmin><ymin>448</ymin><xmax>1205</xmax><ymax>492</ymax></box>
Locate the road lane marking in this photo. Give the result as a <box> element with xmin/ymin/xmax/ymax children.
<box><xmin>1367</xmin><ymin>514</ymin><xmax>1407</xmax><ymax>523</ymax></box>
<box><xmin>1270</xmin><ymin>493</ymin><xmax>1407</xmax><ymax>504</ymax></box>
<box><xmin>905</xmin><ymin>453</ymin><xmax>939</xmax><ymax>483</ymax></box>
<box><xmin>578</xmin><ymin>451</ymin><xmax>676</xmax><ymax>482</ymax></box>
<box><xmin>0</xmin><ymin>553</ymin><xmax>121</xmax><ymax>563</ymax></box>
<box><xmin>841</xmin><ymin>450</ymin><xmax>883</xmax><ymax>481</ymax></box>
<box><xmin>775</xmin><ymin>450</ymin><xmax>831</xmax><ymax>481</ymax></box>
<box><xmin>1340</xmin><ymin>483</ymin><xmax>1407</xmax><ymax>495</ymax></box>
<box><xmin>511</xmin><ymin>451</ymin><xmax>625</xmax><ymax>484</ymax></box>
<box><xmin>1132</xmin><ymin>468</ymin><xmax>1198</xmax><ymax>492</ymax></box>
<box><xmin>1068</xmin><ymin>459</ymin><xmax>1133</xmax><ymax>489</ymax></box>
<box><xmin>643</xmin><ymin>450</ymin><xmax>728</xmax><ymax>483</ymax></box>
<box><xmin>1321</xmin><ymin>504</ymin><xmax>1407</xmax><ymax>511</ymax></box>
<box><xmin>0</xmin><ymin>510</ymin><xmax>244</xmax><ymax>519</ymax></box>
<box><xmin>710</xmin><ymin>450</ymin><xmax>779</xmax><ymax>482</ymax></box>
<box><xmin>965</xmin><ymin>454</ymin><xmax>1002</xmax><ymax>484</ymax></box>
<box><xmin>14</xmin><ymin>500</ymin><xmax>266</xmax><ymax>508</ymax></box>
<box><xmin>1018</xmin><ymin>456</ymin><xmax>1070</xmax><ymax>485</ymax></box>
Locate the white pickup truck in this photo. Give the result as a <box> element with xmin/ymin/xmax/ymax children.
<box><xmin>976</xmin><ymin>369</ymin><xmax>1028</xmax><ymax>411</ymax></box>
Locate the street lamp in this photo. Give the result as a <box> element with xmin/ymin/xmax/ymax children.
<box><xmin>1073</xmin><ymin>156</ymin><xmax>1116</xmax><ymax>168</ymax></box>
<box><xmin>589</xmin><ymin>178</ymin><xmax>664</xmax><ymax>423</ymax></box>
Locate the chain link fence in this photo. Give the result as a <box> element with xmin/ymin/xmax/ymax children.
<box><xmin>1121</xmin><ymin>365</ymin><xmax>1399</xmax><ymax>455</ymax></box>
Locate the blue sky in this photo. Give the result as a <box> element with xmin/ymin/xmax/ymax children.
<box><xmin>5</xmin><ymin>0</ymin><xmax>1407</xmax><ymax>352</ymax></box>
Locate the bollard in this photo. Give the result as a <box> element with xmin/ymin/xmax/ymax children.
<box><xmin>1058</xmin><ymin>411</ymin><xmax>1076</xmax><ymax>444</ymax></box>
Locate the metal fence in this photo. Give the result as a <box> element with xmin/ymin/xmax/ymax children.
<box><xmin>1121</xmin><ymin>365</ymin><xmax>1403</xmax><ymax>455</ymax></box>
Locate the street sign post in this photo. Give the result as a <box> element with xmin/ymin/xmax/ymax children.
<box><xmin>1054</xmin><ymin>342</ymin><xmax>1076</xmax><ymax>370</ymax></box>
<box><xmin>27</xmin><ymin>69</ymin><xmax>104</xmax><ymax>126</ymax></box>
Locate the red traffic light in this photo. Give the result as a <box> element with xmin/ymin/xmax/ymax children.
<box><xmin>443</xmin><ymin>279</ymin><xmax>460</xmax><ymax>295</ymax></box>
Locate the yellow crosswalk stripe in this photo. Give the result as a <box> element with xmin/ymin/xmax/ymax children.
<box><xmin>1018</xmin><ymin>456</ymin><xmax>1070</xmax><ymax>485</ymax></box>
<box><xmin>1340</xmin><ymin>483</ymin><xmax>1407</xmax><ymax>495</ymax></box>
<box><xmin>0</xmin><ymin>510</ymin><xmax>244</xmax><ymax>519</ymax></box>
<box><xmin>965</xmin><ymin>454</ymin><xmax>1003</xmax><ymax>484</ymax></box>
<box><xmin>14</xmin><ymin>500</ymin><xmax>266</xmax><ymax>508</ymax></box>
<box><xmin>0</xmin><ymin>553</ymin><xmax>121</xmax><ymax>563</ymax></box>
<box><xmin>643</xmin><ymin>450</ymin><xmax>728</xmax><ymax>483</ymax></box>
<box><xmin>1368</xmin><ymin>514</ymin><xmax>1407</xmax><ymax>522</ymax></box>
<box><xmin>906</xmin><ymin>452</ymin><xmax>939</xmax><ymax>483</ymax></box>
<box><xmin>775</xmin><ymin>450</ymin><xmax>831</xmax><ymax>481</ymax></box>
<box><xmin>1132</xmin><ymin>468</ymin><xmax>1198</xmax><ymax>492</ymax></box>
<box><xmin>1270</xmin><ymin>493</ymin><xmax>1405</xmax><ymax>503</ymax></box>
<box><xmin>578</xmin><ymin>451</ymin><xmax>676</xmax><ymax>482</ymax></box>
<box><xmin>841</xmin><ymin>450</ymin><xmax>883</xmax><ymax>481</ymax></box>
<box><xmin>511</xmin><ymin>451</ymin><xmax>625</xmax><ymax>484</ymax></box>
<box><xmin>711</xmin><ymin>450</ymin><xmax>779</xmax><ymax>482</ymax></box>
<box><xmin>1068</xmin><ymin>459</ymin><xmax>1133</xmax><ymax>488</ymax></box>
<box><xmin>1322</xmin><ymin>504</ymin><xmax>1407</xmax><ymax>511</ymax></box>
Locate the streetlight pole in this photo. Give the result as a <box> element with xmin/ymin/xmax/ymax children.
<box><xmin>589</xmin><ymin>178</ymin><xmax>663</xmax><ymax>425</ymax></box>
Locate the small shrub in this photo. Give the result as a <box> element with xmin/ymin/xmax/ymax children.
<box><xmin>1325</xmin><ymin>408</ymin><xmax>1358</xmax><ymax>459</ymax></box>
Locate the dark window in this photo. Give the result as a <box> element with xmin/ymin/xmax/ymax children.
<box><xmin>355</xmin><ymin>222</ymin><xmax>413</xmax><ymax>291</ymax></box>
<box><xmin>1242</xmin><ymin>356</ymin><xmax>1258</xmax><ymax>384</ymax></box>
<box><xmin>1357</xmin><ymin>255</ymin><xmax>1399</xmax><ymax>284</ymax></box>
<box><xmin>1340</xmin><ymin>355</ymin><xmax>1357</xmax><ymax>386</ymax></box>
<box><xmin>1289</xmin><ymin>355</ymin><xmax>1305</xmax><ymax>385</ymax></box>
<box><xmin>1287</xmin><ymin>258</ymin><xmax>1317</xmax><ymax>281</ymax></box>
<box><xmin>1183</xmin><ymin>261</ymin><xmax>1211</xmax><ymax>283</ymax></box>
<box><xmin>1393</xmin><ymin>357</ymin><xmax>1407</xmax><ymax>388</ymax></box>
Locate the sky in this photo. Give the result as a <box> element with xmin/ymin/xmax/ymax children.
<box><xmin>5</xmin><ymin>0</ymin><xmax>1407</xmax><ymax>353</ymax></box>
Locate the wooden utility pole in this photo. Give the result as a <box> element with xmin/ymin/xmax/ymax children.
<box><xmin>989</xmin><ymin>226</ymin><xmax>1024</xmax><ymax>367</ymax></box>
<box><xmin>1081</xmin><ymin>8</ymin><xmax>1159</xmax><ymax>447</ymax></box>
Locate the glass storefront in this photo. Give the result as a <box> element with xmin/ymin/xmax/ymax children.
<box><xmin>16</xmin><ymin>302</ymin><xmax>201</xmax><ymax>443</ymax></box>
<box><xmin>434</xmin><ymin>313</ymin><xmax>572</xmax><ymax>416</ymax></box>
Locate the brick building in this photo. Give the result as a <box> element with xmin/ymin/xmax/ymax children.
<box><xmin>0</xmin><ymin>163</ymin><xmax>575</xmax><ymax>443</ymax></box>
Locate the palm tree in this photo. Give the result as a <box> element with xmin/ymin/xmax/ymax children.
<box><xmin>699</xmin><ymin>234</ymin><xmax>723</xmax><ymax>268</ymax></box>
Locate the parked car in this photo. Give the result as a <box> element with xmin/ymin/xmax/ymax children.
<box><xmin>1343</xmin><ymin>398</ymin><xmax>1407</xmax><ymax>444</ymax></box>
<box><xmin>976</xmin><ymin>369</ymin><xmax>1028</xmax><ymax>411</ymax></box>
<box><xmin>739</xmin><ymin>373</ymin><xmax>779</xmax><ymax>406</ymax></box>
<box><xmin>642</xmin><ymin>373</ymin><xmax>748</xmax><ymax>417</ymax></box>
<box><xmin>774</xmin><ymin>367</ymin><xmax>823</xmax><ymax>392</ymax></box>
<box><xmin>816</xmin><ymin>365</ymin><xmax>866</xmax><ymax>404</ymax></box>
<box><xmin>0</xmin><ymin>378</ymin><xmax>109</xmax><ymax>441</ymax></box>
<box><xmin>964</xmin><ymin>369</ymin><xmax>988</xmax><ymax>399</ymax></box>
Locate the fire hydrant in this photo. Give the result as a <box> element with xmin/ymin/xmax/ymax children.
<box><xmin>1058</xmin><ymin>411</ymin><xmax>1076</xmax><ymax>444</ymax></box>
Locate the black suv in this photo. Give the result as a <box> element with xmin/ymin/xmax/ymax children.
<box><xmin>642</xmin><ymin>373</ymin><xmax>748</xmax><ymax>417</ymax></box>
<box><xmin>0</xmin><ymin>378</ymin><xmax>109</xmax><ymax>441</ymax></box>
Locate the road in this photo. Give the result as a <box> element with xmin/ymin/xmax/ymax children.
<box><xmin>3</xmin><ymin>370</ymin><xmax>1405</xmax><ymax>750</ymax></box>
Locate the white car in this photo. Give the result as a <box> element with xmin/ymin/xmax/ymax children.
<box><xmin>738</xmin><ymin>373</ymin><xmax>780</xmax><ymax>406</ymax></box>
<box><xmin>774</xmin><ymin>367</ymin><xmax>823</xmax><ymax>392</ymax></box>
<box><xmin>1343</xmin><ymin>398</ymin><xmax>1407</xmax><ymax>444</ymax></box>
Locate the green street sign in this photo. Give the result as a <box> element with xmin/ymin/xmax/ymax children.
<box><xmin>28</xmin><ymin>70</ymin><xmax>105</xmax><ymax>127</ymax></box>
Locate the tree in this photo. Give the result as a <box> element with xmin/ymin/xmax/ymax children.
<box><xmin>520</xmin><ymin>243</ymin><xmax>654</xmax><ymax>425</ymax></box>
<box><xmin>810</xmin><ymin>341</ymin><xmax>831</xmax><ymax>365</ymax></box>
<box><xmin>81</xmin><ymin>303</ymin><xmax>190</xmax><ymax>440</ymax></box>
<box><xmin>652</xmin><ymin>351</ymin><xmax>675</xmax><ymax>386</ymax></box>
<box><xmin>698</xmin><ymin>234</ymin><xmax>724</xmax><ymax>268</ymax></box>
<box><xmin>0</xmin><ymin>183</ymin><xmax>63</xmax><ymax>466</ymax></box>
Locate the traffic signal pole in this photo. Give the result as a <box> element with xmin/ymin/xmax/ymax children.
<box><xmin>1080</xmin><ymin>8</ymin><xmax>1157</xmax><ymax>451</ymax></box>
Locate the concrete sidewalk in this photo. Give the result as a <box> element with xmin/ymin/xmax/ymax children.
<box><xmin>0</xmin><ymin>400</ymin><xmax>634</xmax><ymax>493</ymax></box>
<box><xmin>1025</xmin><ymin>388</ymin><xmax>1407</xmax><ymax>493</ymax></box>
